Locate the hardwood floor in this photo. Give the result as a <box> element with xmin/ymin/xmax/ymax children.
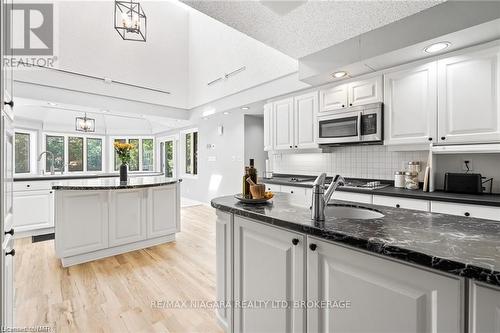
<box><xmin>14</xmin><ymin>205</ymin><xmax>223</xmax><ymax>333</ymax></box>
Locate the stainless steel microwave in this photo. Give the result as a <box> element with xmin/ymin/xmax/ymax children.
<box><xmin>316</xmin><ymin>102</ymin><xmax>383</xmax><ymax>145</ymax></box>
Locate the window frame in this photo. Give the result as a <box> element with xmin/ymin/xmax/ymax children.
<box><xmin>13</xmin><ymin>129</ymin><xmax>37</xmax><ymax>175</ymax></box>
<box><xmin>42</xmin><ymin>132</ymin><xmax>106</xmax><ymax>174</ymax></box>
<box><xmin>180</xmin><ymin>128</ymin><xmax>198</xmax><ymax>179</ymax></box>
<box><xmin>109</xmin><ymin>136</ymin><xmax>155</xmax><ymax>173</ymax></box>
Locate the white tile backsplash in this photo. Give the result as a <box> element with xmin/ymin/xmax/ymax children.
<box><xmin>271</xmin><ymin>146</ymin><xmax>429</xmax><ymax>180</ymax></box>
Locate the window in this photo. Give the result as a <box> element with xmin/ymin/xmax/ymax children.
<box><xmin>68</xmin><ymin>137</ymin><xmax>84</xmax><ymax>172</ymax></box>
<box><xmin>142</xmin><ymin>139</ymin><xmax>154</xmax><ymax>171</ymax></box>
<box><xmin>182</xmin><ymin>129</ymin><xmax>198</xmax><ymax>176</ymax></box>
<box><xmin>46</xmin><ymin>135</ymin><xmax>65</xmax><ymax>172</ymax></box>
<box><xmin>113</xmin><ymin>138</ymin><xmax>154</xmax><ymax>172</ymax></box>
<box><xmin>14</xmin><ymin>132</ymin><xmax>30</xmax><ymax>173</ymax></box>
<box><xmin>87</xmin><ymin>138</ymin><xmax>102</xmax><ymax>171</ymax></box>
<box><xmin>165</xmin><ymin>140</ymin><xmax>174</xmax><ymax>177</ymax></box>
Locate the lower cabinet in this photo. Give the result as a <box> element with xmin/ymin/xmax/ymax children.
<box><xmin>233</xmin><ymin>216</ymin><xmax>306</xmax><ymax>333</ymax></box>
<box><xmin>332</xmin><ymin>191</ymin><xmax>373</xmax><ymax>204</ymax></box>
<box><xmin>469</xmin><ymin>281</ymin><xmax>500</xmax><ymax>333</ymax></box>
<box><xmin>147</xmin><ymin>185</ymin><xmax>180</xmax><ymax>238</ymax></box>
<box><xmin>373</xmin><ymin>195</ymin><xmax>430</xmax><ymax>212</ymax></box>
<box><xmin>13</xmin><ymin>189</ymin><xmax>54</xmax><ymax>235</ymax></box>
<box><xmin>109</xmin><ymin>189</ymin><xmax>147</xmax><ymax>246</ymax></box>
<box><xmin>307</xmin><ymin>237</ymin><xmax>463</xmax><ymax>333</ymax></box>
<box><xmin>215</xmin><ymin>210</ymin><xmax>233</xmax><ymax>331</ymax></box>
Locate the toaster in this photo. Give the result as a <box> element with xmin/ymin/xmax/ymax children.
<box><xmin>444</xmin><ymin>173</ymin><xmax>483</xmax><ymax>194</ymax></box>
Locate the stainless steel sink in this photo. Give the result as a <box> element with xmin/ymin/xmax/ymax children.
<box><xmin>325</xmin><ymin>204</ymin><xmax>384</xmax><ymax>220</ymax></box>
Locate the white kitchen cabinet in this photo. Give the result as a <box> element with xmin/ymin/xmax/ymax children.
<box><xmin>384</xmin><ymin>62</ymin><xmax>438</xmax><ymax>145</ymax></box>
<box><xmin>431</xmin><ymin>201</ymin><xmax>500</xmax><ymax>221</ymax></box>
<box><xmin>319</xmin><ymin>84</ymin><xmax>348</xmax><ymax>112</ymax></box>
<box><xmin>55</xmin><ymin>191</ymin><xmax>109</xmax><ymax>258</ymax></box>
<box><xmin>109</xmin><ymin>189</ymin><xmax>147</xmax><ymax>247</ymax></box>
<box><xmin>264</xmin><ymin>183</ymin><xmax>281</xmax><ymax>193</ymax></box>
<box><xmin>148</xmin><ymin>185</ymin><xmax>180</xmax><ymax>238</ymax></box>
<box><xmin>13</xmin><ymin>189</ymin><xmax>54</xmax><ymax>235</ymax></box>
<box><xmin>347</xmin><ymin>76</ymin><xmax>383</xmax><ymax>107</ymax></box>
<box><xmin>215</xmin><ymin>210</ymin><xmax>232</xmax><ymax>331</ymax></box>
<box><xmin>438</xmin><ymin>45</ymin><xmax>500</xmax><ymax>144</ymax></box>
<box><xmin>281</xmin><ymin>185</ymin><xmax>309</xmax><ymax>207</ymax></box>
<box><xmin>263</xmin><ymin>103</ymin><xmax>273</xmax><ymax>151</ymax></box>
<box><xmin>307</xmin><ymin>237</ymin><xmax>463</xmax><ymax>333</ymax></box>
<box><xmin>332</xmin><ymin>191</ymin><xmax>373</xmax><ymax>204</ymax></box>
<box><xmin>1</xmin><ymin>236</ymin><xmax>14</xmax><ymax>328</ymax></box>
<box><xmin>294</xmin><ymin>92</ymin><xmax>318</xmax><ymax>149</ymax></box>
<box><xmin>469</xmin><ymin>281</ymin><xmax>500</xmax><ymax>333</ymax></box>
<box><xmin>234</xmin><ymin>216</ymin><xmax>305</xmax><ymax>333</ymax></box>
<box><xmin>273</xmin><ymin>98</ymin><xmax>294</xmax><ymax>150</ymax></box>
<box><xmin>373</xmin><ymin>195</ymin><xmax>430</xmax><ymax>212</ymax></box>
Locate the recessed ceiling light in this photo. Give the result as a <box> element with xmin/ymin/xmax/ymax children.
<box><xmin>47</xmin><ymin>102</ymin><xmax>58</xmax><ymax>106</ymax></box>
<box><xmin>240</xmin><ymin>106</ymin><xmax>250</xmax><ymax>110</ymax></box>
<box><xmin>223</xmin><ymin>111</ymin><xmax>230</xmax><ymax>115</ymax></box>
<box><xmin>424</xmin><ymin>42</ymin><xmax>451</xmax><ymax>54</ymax></box>
<box><xmin>332</xmin><ymin>71</ymin><xmax>347</xmax><ymax>79</ymax></box>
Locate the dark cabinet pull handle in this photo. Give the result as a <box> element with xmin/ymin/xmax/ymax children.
<box><xmin>309</xmin><ymin>243</ymin><xmax>317</xmax><ymax>251</ymax></box>
<box><xmin>441</xmin><ymin>136</ymin><xmax>446</xmax><ymax>140</ymax></box>
<box><xmin>349</xmin><ymin>103</ymin><xmax>353</xmax><ymax>106</ymax></box>
<box><xmin>292</xmin><ymin>238</ymin><xmax>299</xmax><ymax>246</ymax></box>
<box><xmin>396</xmin><ymin>204</ymin><xmax>400</xmax><ymax>208</ymax></box>
<box><xmin>428</xmin><ymin>137</ymin><xmax>433</xmax><ymax>141</ymax></box>
<box><xmin>464</xmin><ymin>212</ymin><xmax>470</xmax><ymax>217</ymax></box>
<box><xmin>289</xmin><ymin>145</ymin><xmax>292</xmax><ymax>148</ymax></box>
<box><xmin>341</xmin><ymin>105</ymin><xmax>345</xmax><ymax>108</ymax></box>
<box><xmin>4</xmin><ymin>100</ymin><xmax>14</xmax><ymax>108</ymax></box>
<box><xmin>49</xmin><ymin>191</ymin><xmax>53</xmax><ymax>194</ymax></box>
<box><xmin>6</xmin><ymin>249</ymin><xmax>15</xmax><ymax>257</ymax></box>
<box><xmin>294</xmin><ymin>145</ymin><xmax>298</xmax><ymax>148</ymax></box>
<box><xmin>291</xmin><ymin>190</ymin><xmax>294</xmax><ymax>194</ymax></box>
<box><xmin>4</xmin><ymin>228</ymin><xmax>14</xmax><ymax>236</ymax></box>
<box><xmin>26</xmin><ymin>184</ymin><xmax>30</xmax><ymax>188</ymax></box>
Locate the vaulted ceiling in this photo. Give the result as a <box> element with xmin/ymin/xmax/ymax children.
<box><xmin>181</xmin><ymin>0</ymin><xmax>444</xmax><ymax>59</ymax></box>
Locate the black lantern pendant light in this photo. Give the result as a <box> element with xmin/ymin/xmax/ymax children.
<box><xmin>114</xmin><ymin>0</ymin><xmax>147</xmax><ymax>42</ymax></box>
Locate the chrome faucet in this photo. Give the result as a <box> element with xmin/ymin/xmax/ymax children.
<box><xmin>311</xmin><ymin>173</ymin><xmax>345</xmax><ymax>221</ymax></box>
<box><xmin>38</xmin><ymin>151</ymin><xmax>55</xmax><ymax>175</ymax></box>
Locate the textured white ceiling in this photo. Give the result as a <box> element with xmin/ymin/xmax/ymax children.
<box><xmin>182</xmin><ymin>0</ymin><xmax>444</xmax><ymax>59</ymax></box>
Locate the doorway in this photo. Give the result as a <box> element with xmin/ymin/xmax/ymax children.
<box><xmin>159</xmin><ymin>136</ymin><xmax>177</xmax><ymax>178</ymax></box>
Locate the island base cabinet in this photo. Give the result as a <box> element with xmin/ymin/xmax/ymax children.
<box><xmin>215</xmin><ymin>211</ymin><xmax>232</xmax><ymax>331</ymax></box>
<box><xmin>307</xmin><ymin>237</ymin><xmax>463</xmax><ymax>333</ymax></box>
<box><xmin>233</xmin><ymin>216</ymin><xmax>305</xmax><ymax>333</ymax></box>
<box><xmin>469</xmin><ymin>281</ymin><xmax>500</xmax><ymax>333</ymax></box>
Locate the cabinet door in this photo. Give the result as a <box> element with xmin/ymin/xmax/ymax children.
<box><xmin>384</xmin><ymin>62</ymin><xmax>437</xmax><ymax>145</ymax></box>
<box><xmin>273</xmin><ymin>98</ymin><xmax>294</xmax><ymax>150</ymax></box>
<box><xmin>234</xmin><ymin>216</ymin><xmax>305</xmax><ymax>333</ymax></box>
<box><xmin>319</xmin><ymin>84</ymin><xmax>348</xmax><ymax>112</ymax></box>
<box><xmin>348</xmin><ymin>76</ymin><xmax>383</xmax><ymax>106</ymax></box>
<box><xmin>307</xmin><ymin>237</ymin><xmax>463</xmax><ymax>333</ymax></box>
<box><xmin>55</xmin><ymin>191</ymin><xmax>108</xmax><ymax>257</ymax></box>
<box><xmin>215</xmin><ymin>211</ymin><xmax>232</xmax><ymax>331</ymax></box>
<box><xmin>438</xmin><ymin>46</ymin><xmax>500</xmax><ymax>144</ymax></box>
<box><xmin>109</xmin><ymin>189</ymin><xmax>147</xmax><ymax>247</ymax></box>
<box><xmin>1</xmin><ymin>236</ymin><xmax>14</xmax><ymax>328</ymax></box>
<box><xmin>373</xmin><ymin>195</ymin><xmax>430</xmax><ymax>212</ymax></box>
<box><xmin>469</xmin><ymin>281</ymin><xmax>500</xmax><ymax>333</ymax></box>
<box><xmin>281</xmin><ymin>185</ymin><xmax>308</xmax><ymax>207</ymax></box>
<box><xmin>294</xmin><ymin>92</ymin><xmax>318</xmax><ymax>149</ymax></box>
<box><xmin>147</xmin><ymin>184</ymin><xmax>179</xmax><ymax>238</ymax></box>
<box><xmin>13</xmin><ymin>190</ymin><xmax>54</xmax><ymax>232</ymax></box>
<box><xmin>264</xmin><ymin>103</ymin><xmax>273</xmax><ymax>151</ymax></box>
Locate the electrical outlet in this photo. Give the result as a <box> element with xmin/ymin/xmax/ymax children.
<box><xmin>462</xmin><ymin>160</ymin><xmax>473</xmax><ymax>172</ymax></box>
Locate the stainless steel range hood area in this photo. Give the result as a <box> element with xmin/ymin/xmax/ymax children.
<box><xmin>299</xmin><ymin>1</ymin><xmax>500</xmax><ymax>86</ymax></box>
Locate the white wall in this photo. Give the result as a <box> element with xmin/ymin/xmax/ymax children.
<box><xmin>187</xmin><ymin>9</ymin><xmax>298</xmax><ymax>108</ymax></box>
<box><xmin>244</xmin><ymin>115</ymin><xmax>265</xmax><ymax>177</ymax></box>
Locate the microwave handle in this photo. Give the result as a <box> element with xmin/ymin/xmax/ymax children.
<box><xmin>357</xmin><ymin>112</ymin><xmax>362</xmax><ymax>140</ymax></box>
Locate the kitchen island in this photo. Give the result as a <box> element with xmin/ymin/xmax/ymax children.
<box><xmin>53</xmin><ymin>177</ymin><xmax>181</xmax><ymax>267</ymax></box>
<box><xmin>211</xmin><ymin>193</ymin><xmax>500</xmax><ymax>333</ymax></box>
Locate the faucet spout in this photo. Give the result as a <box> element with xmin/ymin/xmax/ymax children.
<box><xmin>38</xmin><ymin>151</ymin><xmax>55</xmax><ymax>175</ymax></box>
<box><xmin>311</xmin><ymin>173</ymin><xmax>345</xmax><ymax>221</ymax></box>
<box><xmin>324</xmin><ymin>175</ymin><xmax>345</xmax><ymax>206</ymax></box>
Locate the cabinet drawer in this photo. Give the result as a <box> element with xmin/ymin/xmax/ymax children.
<box><xmin>264</xmin><ymin>183</ymin><xmax>281</xmax><ymax>193</ymax></box>
<box><xmin>373</xmin><ymin>195</ymin><xmax>430</xmax><ymax>212</ymax></box>
<box><xmin>332</xmin><ymin>191</ymin><xmax>373</xmax><ymax>204</ymax></box>
<box><xmin>281</xmin><ymin>185</ymin><xmax>308</xmax><ymax>207</ymax></box>
<box><xmin>431</xmin><ymin>201</ymin><xmax>500</xmax><ymax>221</ymax></box>
<box><xmin>14</xmin><ymin>181</ymin><xmax>53</xmax><ymax>192</ymax></box>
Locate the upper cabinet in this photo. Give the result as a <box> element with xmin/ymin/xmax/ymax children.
<box><xmin>319</xmin><ymin>76</ymin><xmax>382</xmax><ymax>113</ymax></box>
<box><xmin>437</xmin><ymin>46</ymin><xmax>500</xmax><ymax>144</ymax></box>
<box><xmin>269</xmin><ymin>92</ymin><xmax>319</xmax><ymax>151</ymax></box>
<box><xmin>384</xmin><ymin>62</ymin><xmax>437</xmax><ymax>145</ymax></box>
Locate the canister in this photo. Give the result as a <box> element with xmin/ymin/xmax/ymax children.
<box><xmin>394</xmin><ymin>171</ymin><xmax>405</xmax><ymax>188</ymax></box>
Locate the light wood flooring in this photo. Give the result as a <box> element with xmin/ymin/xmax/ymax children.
<box><xmin>14</xmin><ymin>205</ymin><xmax>223</xmax><ymax>333</ymax></box>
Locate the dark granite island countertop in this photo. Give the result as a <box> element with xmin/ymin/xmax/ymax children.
<box><xmin>211</xmin><ymin>193</ymin><xmax>500</xmax><ymax>287</ymax></box>
<box><xmin>52</xmin><ymin>176</ymin><xmax>181</xmax><ymax>190</ymax></box>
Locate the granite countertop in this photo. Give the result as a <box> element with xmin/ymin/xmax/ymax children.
<box><xmin>261</xmin><ymin>176</ymin><xmax>500</xmax><ymax>207</ymax></box>
<box><xmin>15</xmin><ymin>172</ymin><xmax>164</xmax><ymax>182</ymax></box>
<box><xmin>211</xmin><ymin>193</ymin><xmax>500</xmax><ymax>287</ymax></box>
<box><xmin>52</xmin><ymin>176</ymin><xmax>181</xmax><ymax>190</ymax></box>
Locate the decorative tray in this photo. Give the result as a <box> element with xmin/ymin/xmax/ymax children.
<box><xmin>234</xmin><ymin>193</ymin><xmax>273</xmax><ymax>204</ymax></box>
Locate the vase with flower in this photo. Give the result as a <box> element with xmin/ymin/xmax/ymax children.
<box><xmin>114</xmin><ymin>142</ymin><xmax>133</xmax><ymax>183</ymax></box>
